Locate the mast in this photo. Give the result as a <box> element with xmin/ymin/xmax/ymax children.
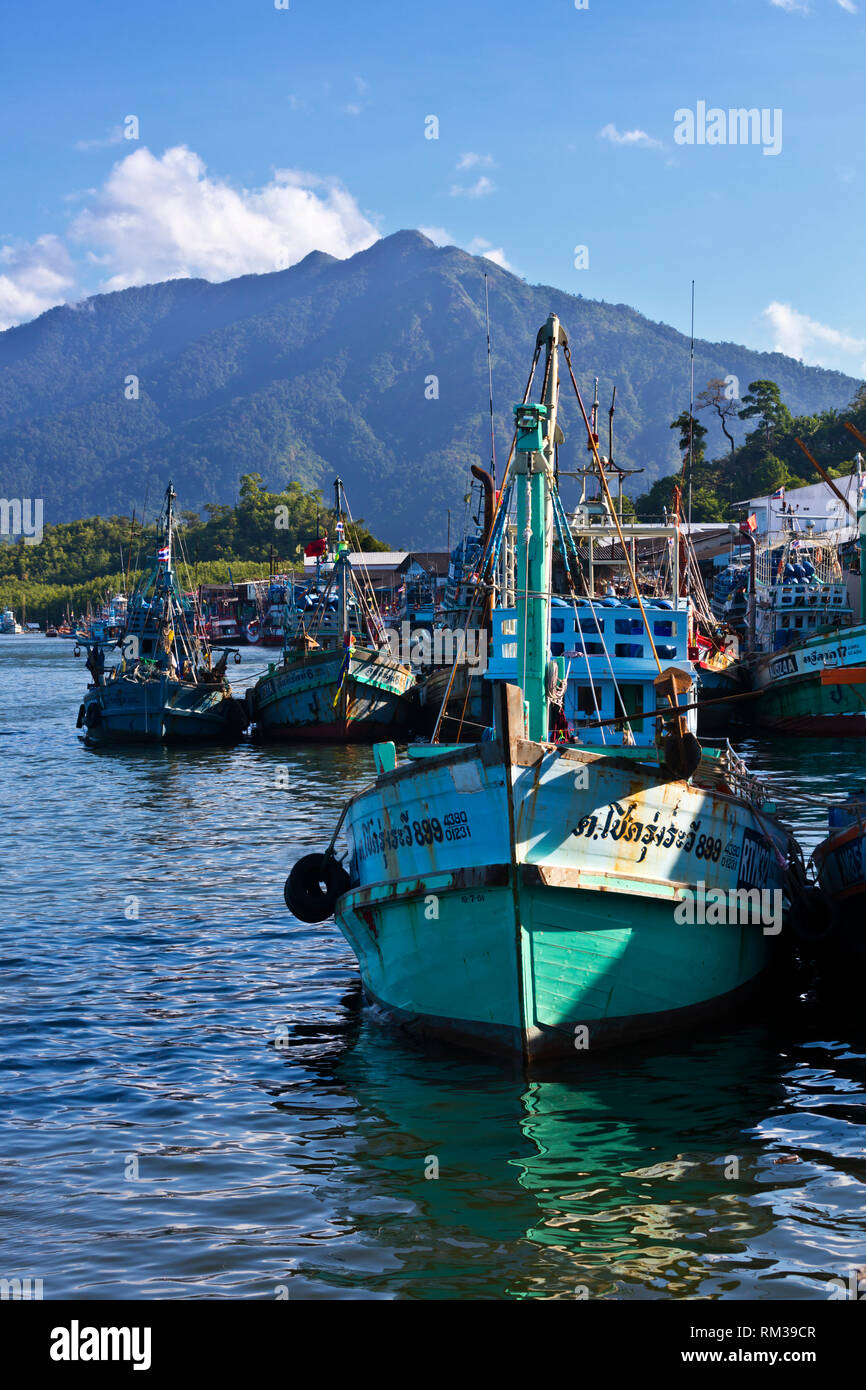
<box><xmin>687</xmin><ymin>280</ymin><xmax>695</xmax><ymax>536</ymax></box>
<box><xmin>513</xmin><ymin>313</ymin><xmax>565</xmax><ymax>742</ymax></box>
<box><xmin>334</xmin><ymin>476</ymin><xmax>348</xmax><ymax>640</ymax></box>
<box><xmin>484</xmin><ymin>273</ymin><xmax>497</xmax><ymax>488</ymax></box>
<box><xmin>164</xmin><ymin>481</ymin><xmax>175</xmax><ymax>568</ymax></box>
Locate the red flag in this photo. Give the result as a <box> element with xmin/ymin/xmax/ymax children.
<box><xmin>304</xmin><ymin>536</ymin><xmax>328</xmax><ymax>558</ymax></box>
<box><xmin>740</xmin><ymin>514</ymin><xmax>757</xmax><ymax>535</ymax></box>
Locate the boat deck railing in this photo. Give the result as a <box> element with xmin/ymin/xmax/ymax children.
<box><xmin>697</xmin><ymin>739</ymin><xmax>772</xmax><ymax>808</ymax></box>
<box><xmin>758</xmin><ymin>580</ymin><xmax>850</xmax><ymax>613</ymax></box>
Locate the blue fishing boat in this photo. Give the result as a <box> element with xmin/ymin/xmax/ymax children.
<box><xmin>784</xmin><ymin>792</ymin><xmax>866</xmax><ymax>971</ymax></box>
<box><xmin>814</xmin><ymin>793</ymin><xmax>866</xmax><ymax>905</ymax></box>
<box><xmin>76</xmin><ymin>483</ymin><xmax>248</xmax><ymax>746</ymax></box>
<box><xmin>286</xmin><ymin>315</ymin><xmax>805</xmax><ymax>1061</ymax></box>
<box><xmin>248</xmin><ymin>480</ymin><xmax>415</xmax><ymax>742</ymax></box>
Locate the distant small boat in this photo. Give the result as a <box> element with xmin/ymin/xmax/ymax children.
<box><xmin>76</xmin><ymin>482</ymin><xmax>248</xmax><ymax>746</ymax></box>
<box><xmin>248</xmin><ymin>480</ymin><xmax>415</xmax><ymax>742</ymax></box>
<box><xmin>0</xmin><ymin>609</ymin><xmax>22</xmax><ymax>634</ymax></box>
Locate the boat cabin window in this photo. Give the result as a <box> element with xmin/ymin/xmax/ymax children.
<box><xmin>575</xmin><ymin>684</ymin><xmax>604</xmax><ymax>717</ymax></box>
<box><xmin>142</xmin><ymin>639</ymin><xmax>154</xmax><ymax>655</ymax></box>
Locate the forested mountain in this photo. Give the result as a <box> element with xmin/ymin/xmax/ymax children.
<box><xmin>0</xmin><ymin>230</ymin><xmax>859</xmax><ymax>545</ymax></box>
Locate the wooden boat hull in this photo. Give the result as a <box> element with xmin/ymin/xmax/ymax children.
<box><xmin>695</xmin><ymin>660</ymin><xmax>748</xmax><ymax>734</ymax></box>
<box><xmin>251</xmin><ymin>645</ymin><xmax>415</xmax><ymax>742</ymax></box>
<box><xmin>334</xmin><ymin>709</ymin><xmax>792</xmax><ymax>1061</ymax></box>
<box><xmin>748</xmin><ymin>624</ymin><xmax>866</xmax><ymax>734</ymax></box>
<box><xmin>814</xmin><ymin>822</ymin><xmax>866</xmax><ymax>904</ymax></box>
<box><xmin>80</xmin><ymin>675</ymin><xmax>246</xmax><ymax>745</ymax></box>
<box><xmin>414</xmin><ymin>662</ymin><xmax>489</xmax><ymax>742</ymax></box>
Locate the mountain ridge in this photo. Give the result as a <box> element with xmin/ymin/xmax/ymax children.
<box><xmin>0</xmin><ymin>229</ymin><xmax>858</xmax><ymax>546</ymax></box>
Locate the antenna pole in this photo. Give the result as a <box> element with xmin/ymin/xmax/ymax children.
<box><xmin>484</xmin><ymin>273</ymin><xmax>496</xmax><ymax>487</ymax></box>
<box><xmin>688</xmin><ymin>280</ymin><xmax>695</xmax><ymax>535</ymax></box>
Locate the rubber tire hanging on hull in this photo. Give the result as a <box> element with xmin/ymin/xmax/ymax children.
<box><xmin>285</xmin><ymin>853</ymin><xmax>351</xmax><ymax>923</ymax></box>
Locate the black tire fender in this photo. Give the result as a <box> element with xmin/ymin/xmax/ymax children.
<box><xmin>284</xmin><ymin>853</ymin><xmax>351</xmax><ymax>923</ymax></box>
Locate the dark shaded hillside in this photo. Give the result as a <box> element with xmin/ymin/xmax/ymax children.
<box><xmin>0</xmin><ymin>230</ymin><xmax>858</xmax><ymax>546</ymax></box>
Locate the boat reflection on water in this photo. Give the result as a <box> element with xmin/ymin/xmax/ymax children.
<box><xmin>270</xmin><ymin>994</ymin><xmax>858</xmax><ymax>1300</ymax></box>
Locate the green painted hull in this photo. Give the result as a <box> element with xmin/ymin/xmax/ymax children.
<box><xmin>80</xmin><ymin>674</ymin><xmax>245</xmax><ymax>745</ymax></box>
<box><xmin>748</xmin><ymin>670</ymin><xmax>866</xmax><ymax>733</ymax></box>
<box><xmin>340</xmin><ymin>875</ymin><xmax>768</xmax><ymax>1059</ymax></box>
<box><xmin>749</xmin><ymin>624</ymin><xmax>866</xmax><ymax>734</ymax></box>
<box><xmin>251</xmin><ymin>645</ymin><xmax>414</xmax><ymax>742</ymax></box>
<box><xmin>335</xmin><ymin>728</ymin><xmax>791</xmax><ymax>1061</ymax></box>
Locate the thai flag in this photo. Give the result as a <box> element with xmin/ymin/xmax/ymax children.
<box><xmin>336</xmin><ymin>520</ymin><xmax>344</xmax><ymax>539</ymax></box>
<box><xmin>157</xmin><ymin>546</ymin><xmax>170</xmax><ymax>562</ymax></box>
<box><xmin>771</xmin><ymin>486</ymin><xmax>785</xmax><ymax>500</ymax></box>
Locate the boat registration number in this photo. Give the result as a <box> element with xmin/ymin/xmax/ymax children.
<box><xmin>354</xmin><ymin>808</ymin><xmax>472</xmax><ymax>864</ymax></box>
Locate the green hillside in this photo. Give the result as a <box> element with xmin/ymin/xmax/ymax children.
<box><xmin>0</xmin><ymin>230</ymin><xmax>859</xmax><ymax>546</ymax></box>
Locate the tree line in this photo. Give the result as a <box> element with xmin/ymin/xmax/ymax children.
<box><xmin>634</xmin><ymin>379</ymin><xmax>866</xmax><ymax>522</ymax></box>
<box><xmin>0</xmin><ymin>474</ymin><xmax>387</xmax><ymax>623</ymax></box>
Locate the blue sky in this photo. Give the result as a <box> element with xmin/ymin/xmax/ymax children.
<box><xmin>1</xmin><ymin>0</ymin><xmax>864</xmax><ymax>378</ymax></box>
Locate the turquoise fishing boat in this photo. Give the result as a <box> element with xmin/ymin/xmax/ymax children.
<box><xmin>76</xmin><ymin>483</ymin><xmax>248</xmax><ymax>746</ymax></box>
<box><xmin>248</xmin><ymin>480</ymin><xmax>415</xmax><ymax>742</ymax></box>
<box><xmin>286</xmin><ymin>316</ymin><xmax>804</xmax><ymax>1061</ymax></box>
<box><xmin>719</xmin><ymin>507</ymin><xmax>866</xmax><ymax>734</ymax></box>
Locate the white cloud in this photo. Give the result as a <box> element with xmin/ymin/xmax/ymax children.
<box><xmin>419</xmin><ymin>226</ymin><xmax>514</xmax><ymax>271</ymax></box>
<box><xmin>75</xmin><ymin>127</ymin><xmax>125</xmax><ymax>152</ymax></box>
<box><xmin>763</xmin><ymin>301</ymin><xmax>866</xmax><ymax>374</ymax></box>
<box><xmin>418</xmin><ymin>225</ymin><xmax>453</xmax><ymax>245</ymax></box>
<box><xmin>450</xmin><ymin>175</ymin><xmax>496</xmax><ymax>198</ymax></box>
<box><xmin>466</xmin><ymin>237</ymin><xmax>514</xmax><ymax>271</ymax></box>
<box><xmin>0</xmin><ymin>235</ymin><xmax>76</xmax><ymax>330</ymax></box>
<box><xmin>598</xmin><ymin>123</ymin><xmax>663</xmax><ymax>150</ymax></box>
<box><xmin>71</xmin><ymin>145</ymin><xmax>380</xmax><ymax>291</ymax></box>
<box><xmin>770</xmin><ymin>0</ymin><xmax>856</xmax><ymax>10</ymax></box>
<box><xmin>0</xmin><ymin>147</ymin><xmax>383</xmax><ymax>328</ymax></box>
<box><xmin>456</xmin><ymin>153</ymin><xmax>495</xmax><ymax>170</ymax></box>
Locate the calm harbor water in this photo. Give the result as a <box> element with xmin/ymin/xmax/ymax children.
<box><xmin>1</xmin><ymin>635</ymin><xmax>865</xmax><ymax>1301</ymax></box>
